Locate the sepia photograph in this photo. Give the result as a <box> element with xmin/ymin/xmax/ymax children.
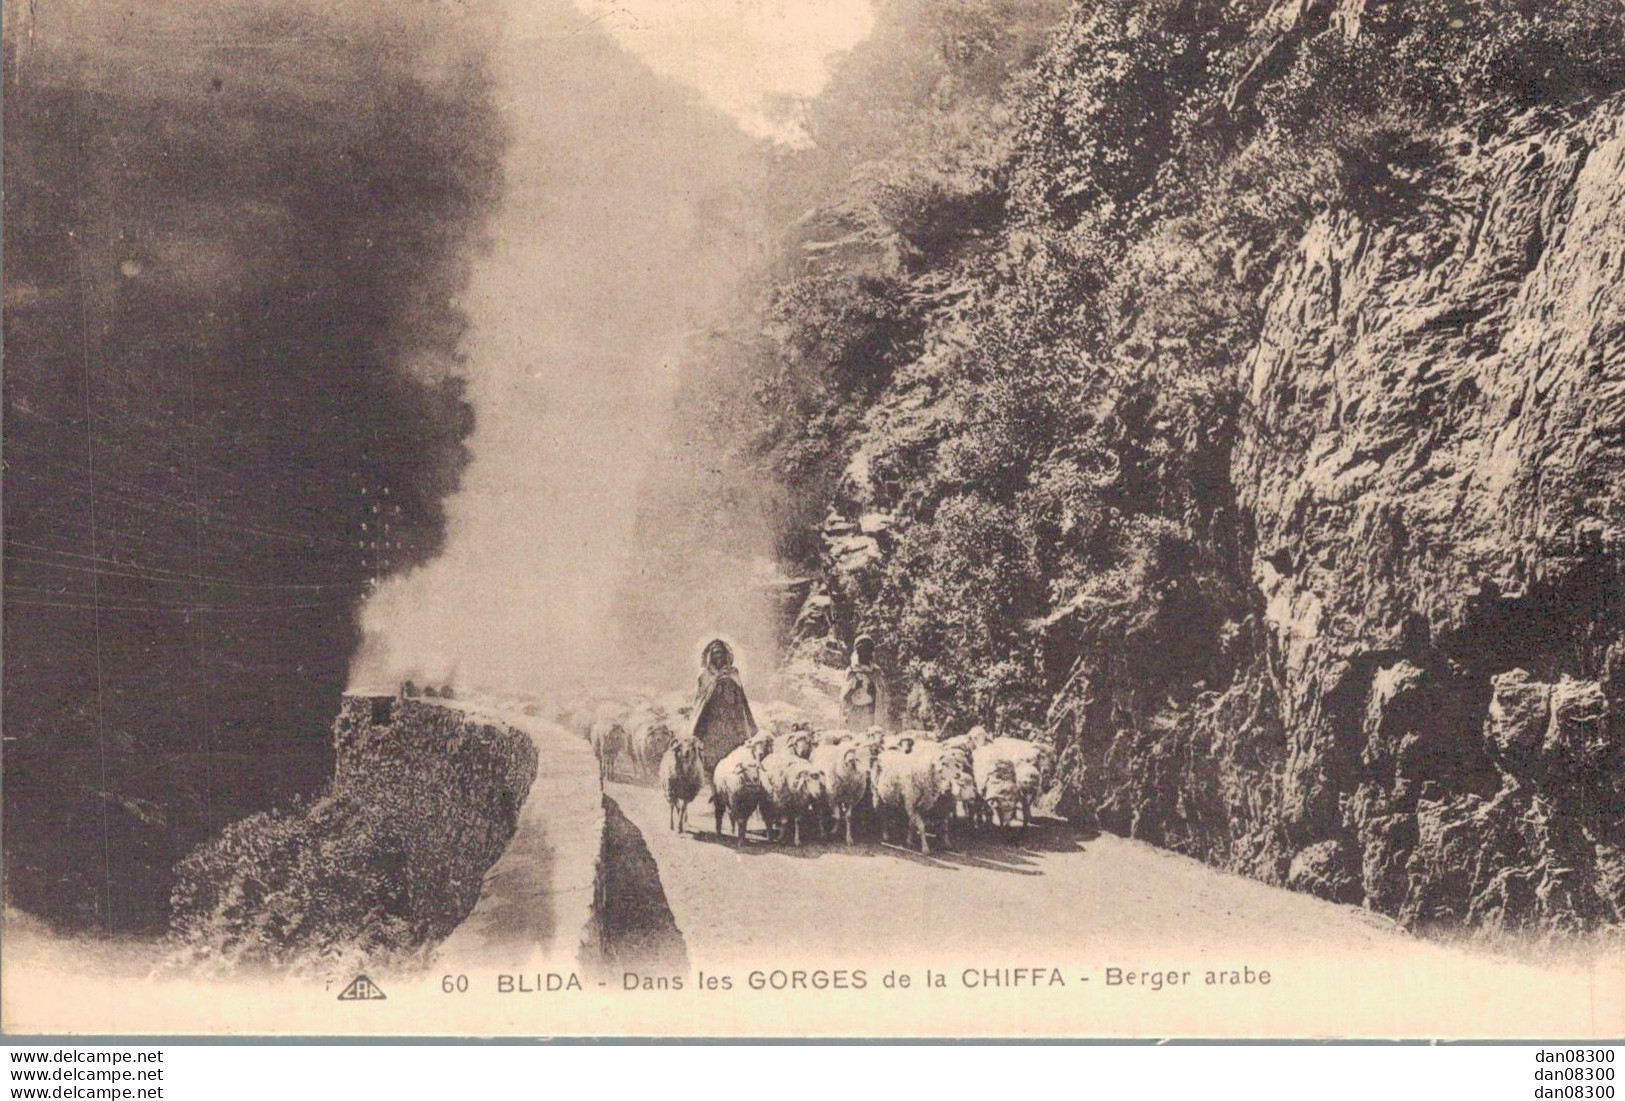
<box><xmin>2</xmin><ymin>0</ymin><xmax>1624</xmax><ymax>1045</ymax></box>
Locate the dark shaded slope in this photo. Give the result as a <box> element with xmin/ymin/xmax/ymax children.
<box><xmin>2</xmin><ymin>0</ymin><xmax>503</xmax><ymax>930</ymax></box>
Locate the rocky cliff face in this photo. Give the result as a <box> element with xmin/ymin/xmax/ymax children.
<box><xmin>1080</xmin><ymin>96</ymin><xmax>1625</xmax><ymax>933</ymax></box>
<box><xmin>759</xmin><ymin>1</ymin><xmax>1625</xmax><ymax>936</ymax></box>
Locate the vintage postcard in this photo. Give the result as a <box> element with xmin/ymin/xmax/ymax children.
<box><xmin>3</xmin><ymin>0</ymin><xmax>1624</xmax><ymax>1039</ymax></box>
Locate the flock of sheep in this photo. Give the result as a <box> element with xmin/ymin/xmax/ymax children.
<box><xmin>564</xmin><ymin>695</ymin><xmax>1053</xmax><ymax>855</ymax></box>
<box><xmin>705</xmin><ymin>725</ymin><xmax>1053</xmax><ymax>855</ymax></box>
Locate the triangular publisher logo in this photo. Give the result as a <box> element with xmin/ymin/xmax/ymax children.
<box><xmin>337</xmin><ymin>974</ymin><xmax>387</xmax><ymax>1001</ymax></box>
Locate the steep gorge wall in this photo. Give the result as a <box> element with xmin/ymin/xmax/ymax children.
<box><xmin>759</xmin><ymin>0</ymin><xmax>1625</xmax><ymax>936</ymax></box>
<box><xmin>1080</xmin><ymin>97</ymin><xmax>1625</xmax><ymax>933</ymax></box>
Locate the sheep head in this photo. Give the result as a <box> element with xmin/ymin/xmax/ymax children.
<box><xmin>981</xmin><ymin>760</ymin><xmax>1020</xmax><ymax>825</ymax></box>
<box><xmin>670</xmin><ymin>736</ymin><xmax>702</xmax><ymax>771</ymax></box>
<box><xmin>939</xmin><ymin>758</ymin><xmax>976</xmax><ymax>802</ymax></box>
<box><xmin>1013</xmin><ymin>760</ymin><xmax>1042</xmax><ymax>796</ymax></box>
<box><xmin>795</xmin><ymin>768</ymin><xmax>830</xmax><ymax>814</ymax></box>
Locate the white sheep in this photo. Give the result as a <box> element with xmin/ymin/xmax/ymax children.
<box><xmin>852</xmin><ymin>728</ymin><xmax>885</xmax><ymax>769</ymax></box>
<box><xmin>898</xmin><ymin>727</ymin><xmax>940</xmax><ymax>745</ymax></box>
<box><xmin>757</xmin><ymin>699</ymin><xmax>815</xmax><ymax>736</ymax></box>
<box><xmin>934</xmin><ymin>744</ymin><xmax>977</xmax><ymax>841</ymax></box>
<box><xmin>870</xmin><ymin>742</ymin><xmax>960</xmax><ymax>854</ymax></box>
<box><xmin>565</xmin><ymin>695</ymin><xmax>624</xmax><ymax>741</ymax></box>
<box><xmin>780</xmin><ymin>727</ymin><xmax>815</xmax><ymax>760</ymax></box>
<box><xmin>760</xmin><ymin>750</ymin><xmax>830</xmax><ymax>847</ymax></box>
<box><xmin>995</xmin><ymin>735</ymin><xmax>1054</xmax><ymax>773</ymax></box>
<box><xmin>977</xmin><ymin>736</ymin><xmax>1053</xmax><ymax>779</ymax></box>
<box><xmin>809</xmin><ymin>740</ymin><xmax>867</xmax><ymax>845</ymax></box>
<box><xmin>813</xmin><ymin>727</ymin><xmax>857</xmax><ymax>747</ymax></box>
<box><xmin>936</xmin><ymin>737</ymin><xmax>980</xmax><ymax>822</ymax></box>
<box><xmin>562</xmin><ymin>707</ymin><xmax>596</xmax><ymax>742</ymax></box>
<box><xmin>711</xmin><ymin>745</ymin><xmax>765</xmax><ymax>850</ymax></box>
<box><xmin>744</xmin><ymin>730</ymin><xmax>775</xmax><ymax>760</ymax></box>
<box><xmin>631</xmin><ymin>710</ymin><xmax>677</xmax><ymax>781</ymax></box>
<box><xmin>972</xmin><ymin>738</ymin><xmax>1052</xmax><ymax>832</ymax></box>
<box><xmin>1011</xmin><ymin>759</ymin><xmax>1042</xmax><ymax>832</ymax></box>
<box><xmin>964</xmin><ymin>725</ymin><xmax>994</xmax><ymax>747</ymax></box>
<box><xmin>588</xmin><ymin>713</ymin><xmax>631</xmax><ymax>782</ymax></box>
<box><xmin>659</xmin><ymin>735</ymin><xmax>706</xmax><ymax>833</ymax></box>
<box><xmin>975</xmin><ymin>758</ymin><xmax>1021</xmax><ymax>830</ymax></box>
<box><xmin>937</xmin><ymin>735</ymin><xmax>976</xmax><ymax>776</ymax></box>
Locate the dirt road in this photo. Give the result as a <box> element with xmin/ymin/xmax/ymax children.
<box><xmin>604</xmin><ymin>778</ymin><xmax>1621</xmax><ymax>1035</ymax></box>
<box><xmin>607</xmin><ymin>779</ymin><xmax>1403</xmax><ymax>964</ymax></box>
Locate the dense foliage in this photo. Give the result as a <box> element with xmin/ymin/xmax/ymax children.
<box><xmin>684</xmin><ymin>0</ymin><xmax>1625</xmax><ymax>732</ymax></box>
<box><xmin>168</xmin><ymin>702</ymin><xmax>535</xmax><ymax>975</ymax></box>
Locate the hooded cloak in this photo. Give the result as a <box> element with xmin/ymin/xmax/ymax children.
<box><xmin>841</xmin><ymin>634</ymin><xmax>889</xmax><ymax>731</ymax></box>
<box><xmin>690</xmin><ymin>639</ymin><xmax>757</xmax><ymax>772</ymax></box>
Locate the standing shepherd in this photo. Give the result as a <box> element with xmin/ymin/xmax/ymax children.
<box><xmin>840</xmin><ymin>634</ymin><xmax>888</xmax><ymax>732</ymax></box>
<box><xmin>690</xmin><ymin>638</ymin><xmax>758</xmax><ymax>773</ymax></box>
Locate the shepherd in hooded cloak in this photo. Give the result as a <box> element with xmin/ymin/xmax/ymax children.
<box><xmin>690</xmin><ymin>638</ymin><xmax>758</xmax><ymax>773</ymax></box>
<box><xmin>841</xmin><ymin>634</ymin><xmax>889</xmax><ymax>732</ymax></box>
